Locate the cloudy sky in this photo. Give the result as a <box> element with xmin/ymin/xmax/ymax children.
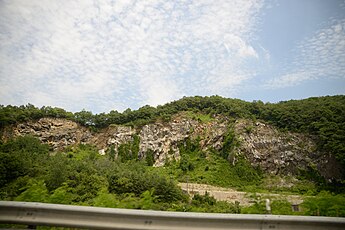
<box><xmin>1</xmin><ymin>0</ymin><xmax>345</xmax><ymax>113</ymax></box>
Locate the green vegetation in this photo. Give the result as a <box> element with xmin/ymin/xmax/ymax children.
<box><xmin>117</xmin><ymin>134</ymin><xmax>140</xmax><ymax>162</ymax></box>
<box><xmin>241</xmin><ymin>197</ymin><xmax>295</xmax><ymax>215</ymax></box>
<box><xmin>302</xmin><ymin>191</ymin><xmax>345</xmax><ymax>217</ymax></box>
<box><xmin>0</xmin><ymin>136</ymin><xmax>242</xmax><ymax>213</ymax></box>
<box><xmin>259</xmin><ymin>96</ymin><xmax>345</xmax><ymax>169</ymax></box>
<box><xmin>185</xmin><ymin>111</ymin><xmax>214</xmax><ymax>123</ymax></box>
<box><xmin>221</xmin><ymin>126</ymin><xmax>239</xmax><ymax>161</ymax></box>
<box><xmin>145</xmin><ymin>149</ymin><xmax>155</xmax><ymax>166</ymax></box>
<box><xmin>157</xmin><ymin>137</ymin><xmax>263</xmax><ymax>190</ymax></box>
<box><xmin>1</xmin><ymin>135</ymin><xmax>345</xmax><ymax>216</ymax></box>
<box><xmin>1</xmin><ymin>95</ymin><xmax>344</xmax><ymax>168</ymax></box>
<box><xmin>188</xmin><ymin>192</ymin><xmax>241</xmax><ymax>213</ymax></box>
<box><xmin>241</xmin><ymin>192</ymin><xmax>345</xmax><ymax>217</ymax></box>
<box><xmin>1</xmin><ymin>95</ymin><xmax>345</xmax><ymax>216</ymax></box>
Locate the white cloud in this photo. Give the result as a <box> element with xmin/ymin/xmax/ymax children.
<box><xmin>224</xmin><ymin>34</ymin><xmax>258</xmax><ymax>58</ymax></box>
<box><xmin>264</xmin><ymin>71</ymin><xmax>316</xmax><ymax>89</ymax></box>
<box><xmin>265</xmin><ymin>18</ymin><xmax>345</xmax><ymax>89</ymax></box>
<box><xmin>0</xmin><ymin>0</ymin><xmax>264</xmax><ymax>113</ymax></box>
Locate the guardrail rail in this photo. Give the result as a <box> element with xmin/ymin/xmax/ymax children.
<box><xmin>1</xmin><ymin>201</ymin><xmax>345</xmax><ymax>229</ymax></box>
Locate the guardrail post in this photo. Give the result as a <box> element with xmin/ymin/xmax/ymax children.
<box><xmin>265</xmin><ymin>198</ymin><xmax>271</xmax><ymax>214</ymax></box>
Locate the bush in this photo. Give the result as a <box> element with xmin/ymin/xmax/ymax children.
<box><xmin>302</xmin><ymin>191</ymin><xmax>345</xmax><ymax>217</ymax></box>
<box><xmin>108</xmin><ymin>162</ymin><xmax>186</xmax><ymax>203</ymax></box>
<box><xmin>15</xmin><ymin>180</ymin><xmax>49</xmax><ymax>203</ymax></box>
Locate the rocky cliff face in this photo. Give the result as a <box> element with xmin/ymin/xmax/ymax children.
<box><xmin>233</xmin><ymin>119</ymin><xmax>343</xmax><ymax>180</ymax></box>
<box><xmin>1</xmin><ymin>114</ymin><xmax>229</xmax><ymax>167</ymax></box>
<box><xmin>1</xmin><ymin>118</ymin><xmax>93</xmax><ymax>150</ymax></box>
<box><xmin>1</xmin><ymin>114</ymin><xmax>342</xmax><ymax>180</ymax></box>
<box><xmin>234</xmin><ymin>119</ymin><xmax>316</xmax><ymax>175</ymax></box>
<box><xmin>137</xmin><ymin>117</ymin><xmax>228</xmax><ymax>166</ymax></box>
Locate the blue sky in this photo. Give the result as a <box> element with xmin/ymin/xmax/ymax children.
<box><xmin>1</xmin><ymin>0</ymin><xmax>345</xmax><ymax>113</ymax></box>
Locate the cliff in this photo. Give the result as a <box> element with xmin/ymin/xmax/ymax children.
<box><xmin>1</xmin><ymin>113</ymin><xmax>343</xmax><ymax>181</ymax></box>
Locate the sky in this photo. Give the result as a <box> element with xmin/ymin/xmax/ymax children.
<box><xmin>1</xmin><ymin>0</ymin><xmax>345</xmax><ymax>113</ymax></box>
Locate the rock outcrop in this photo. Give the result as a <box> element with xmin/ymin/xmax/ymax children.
<box><xmin>1</xmin><ymin>114</ymin><xmax>343</xmax><ymax>180</ymax></box>
<box><xmin>1</xmin><ymin>114</ymin><xmax>229</xmax><ymax>167</ymax></box>
<box><xmin>234</xmin><ymin>119</ymin><xmax>343</xmax><ymax>181</ymax></box>
<box><xmin>2</xmin><ymin>118</ymin><xmax>93</xmax><ymax>150</ymax></box>
<box><xmin>92</xmin><ymin>125</ymin><xmax>135</xmax><ymax>155</ymax></box>
<box><xmin>138</xmin><ymin>117</ymin><xmax>228</xmax><ymax>166</ymax></box>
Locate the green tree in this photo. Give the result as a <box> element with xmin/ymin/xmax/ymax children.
<box><xmin>45</xmin><ymin>153</ymin><xmax>69</xmax><ymax>191</ymax></box>
<box><xmin>0</xmin><ymin>152</ymin><xmax>26</xmax><ymax>187</ymax></box>
<box><xmin>74</xmin><ymin>110</ymin><xmax>94</xmax><ymax>126</ymax></box>
<box><xmin>49</xmin><ymin>183</ymin><xmax>74</xmax><ymax>204</ymax></box>
<box><xmin>302</xmin><ymin>191</ymin><xmax>345</xmax><ymax>217</ymax></box>
<box><xmin>109</xmin><ymin>145</ymin><xmax>116</xmax><ymax>161</ymax></box>
<box><xmin>92</xmin><ymin>189</ymin><xmax>119</xmax><ymax>208</ymax></box>
<box><xmin>15</xmin><ymin>180</ymin><xmax>49</xmax><ymax>202</ymax></box>
<box><xmin>145</xmin><ymin>149</ymin><xmax>155</xmax><ymax>166</ymax></box>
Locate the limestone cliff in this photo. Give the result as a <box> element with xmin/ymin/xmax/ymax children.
<box><xmin>137</xmin><ymin>116</ymin><xmax>228</xmax><ymax>166</ymax></box>
<box><xmin>1</xmin><ymin>118</ymin><xmax>93</xmax><ymax>150</ymax></box>
<box><xmin>233</xmin><ymin>119</ymin><xmax>343</xmax><ymax>181</ymax></box>
<box><xmin>1</xmin><ymin>114</ymin><xmax>229</xmax><ymax>166</ymax></box>
<box><xmin>1</xmin><ymin>114</ymin><xmax>343</xmax><ymax>180</ymax></box>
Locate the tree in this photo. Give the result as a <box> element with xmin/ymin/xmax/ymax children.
<box><xmin>74</xmin><ymin>110</ymin><xmax>94</xmax><ymax>126</ymax></box>
<box><xmin>45</xmin><ymin>154</ymin><xmax>69</xmax><ymax>191</ymax></box>
<box><xmin>0</xmin><ymin>152</ymin><xmax>26</xmax><ymax>187</ymax></box>
<box><xmin>145</xmin><ymin>149</ymin><xmax>155</xmax><ymax>166</ymax></box>
<box><xmin>109</xmin><ymin>145</ymin><xmax>116</xmax><ymax>161</ymax></box>
<box><xmin>15</xmin><ymin>180</ymin><xmax>49</xmax><ymax>202</ymax></box>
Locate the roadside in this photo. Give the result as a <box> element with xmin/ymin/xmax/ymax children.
<box><xmin>178</xmin><ymin>183</ymin><xmax>304</xmax><ymax>207</ymax></box>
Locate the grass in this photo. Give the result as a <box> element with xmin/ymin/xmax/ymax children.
<box><xmin>185</xmin><ymin>111</ymin><xmax>215</xmax><ymax>123</ymax></box>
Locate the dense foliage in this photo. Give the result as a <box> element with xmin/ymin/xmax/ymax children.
<box><xmin>1</xmin><ymin>134</ymin><xmax>345</xmax><ymax>216</ymax></box>
<box><xmin>0</xmin><ymin>136</ymin><xmax>241</xmax><ymax>213</ymax></box>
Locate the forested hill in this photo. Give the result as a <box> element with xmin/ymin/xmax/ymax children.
<box><xmin>1</xmin><ymin>95</ymin><xmax>345</xmax><ymax>165</ymax></box>
<box><xmin>1</xmin><ymin>95</ymin><xmax>345</xmax><ymax>216</ymax></box>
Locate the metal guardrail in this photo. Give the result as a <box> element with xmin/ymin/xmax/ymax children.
<box><xmin>0</xmin><ymin>201</ymin><xmax>345</xmax><ymax>229</ymax></box>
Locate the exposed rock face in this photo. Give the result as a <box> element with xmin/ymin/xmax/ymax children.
<box><xmin>92</xmin><ymin>125</ymin><xmax>135</xmax><ymax>154</ymax></box>
<box><xmin>138</xmin><ymin>117</ymin><xmax>228</xmax><ymax>166</ymax></box>
<box><xmin>1</xmin><ymin>115</ymin><xmax>229</xmax><ymax>167</ymax></box>
<box><xmin>1</xmin><ymin>115</ymin><xmax>343</xmax><ymax>180</ymax></box>
<box><xmin>234</xmin><ymin>119</ymin><xmax>343</xmax><ymax>181</ymax></box>
<box><xmin>2</xmin><ymin>118</ymin><xmax>93</xmax><ymax>150</ymax></box>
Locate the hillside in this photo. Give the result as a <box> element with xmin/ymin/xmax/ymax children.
<box><xmin>1</xmin><ymin>95</ymin><xmax>345</xmax><ymax>167</ymax></box>
<box><xmin>1</xmin><ymin>95</ymin><xmax>345</xmax><ymax>216</ymax></box>
<box><xmin>2</xmin><ymin>113</ymin><xmax>343</xmax><ymax>182</ymax></box>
